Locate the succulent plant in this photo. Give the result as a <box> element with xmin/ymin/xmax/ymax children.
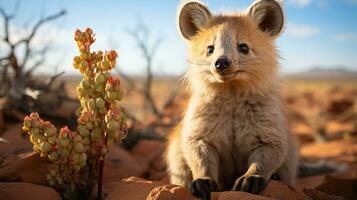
<box><xmin>22</xmin><ymin>28</ymin><xmax>127</xmax><ymax>199</ymax></box>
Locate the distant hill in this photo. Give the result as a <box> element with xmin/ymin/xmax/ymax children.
<box><xmin>285</xmin><ymin>67</ymin><xmax>357</xmax><ymax>80</ymax></box>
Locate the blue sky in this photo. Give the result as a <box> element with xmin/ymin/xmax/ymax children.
<box><xmin>1</xmin><ymin>0</ymin><xmax>357</xmax><ymax>75</ymax></box>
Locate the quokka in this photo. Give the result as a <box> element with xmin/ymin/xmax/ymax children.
<box><xmin>165</xmin><ymin>0</ymin><xmax>299</xmax><ymax>199</ymax></box>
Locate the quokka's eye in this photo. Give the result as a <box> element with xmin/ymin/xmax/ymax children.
<box><xmin>207</xmin><ymin>45</ymin><xmax>214</xmax><ymax>55</ymax></box>
<box><xmin>238</xmin><ymin>43</ymin><xmax>249</xmax><ymax>54</ymax></box>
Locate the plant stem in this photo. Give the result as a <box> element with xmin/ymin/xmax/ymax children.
<box><xmin>97</xmin><ymin>159</ymin><xmax>104</xmax><ymax>200</ymax></box>
<box><xmin>97</xmin><ymin>132</ymin><xmax>109</xmax><ymax>200</ymax></box>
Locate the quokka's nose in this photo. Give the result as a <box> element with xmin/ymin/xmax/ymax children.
<box><xmin>215</xmin><ymin>56</ymin><xmax>231</xmax><ymax>71</ymax></box>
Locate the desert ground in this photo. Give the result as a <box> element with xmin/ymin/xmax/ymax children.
<box><xmin>0</xmin><ymin>74</ymin><xmax>357</xmax><ymax>200</ymax></box>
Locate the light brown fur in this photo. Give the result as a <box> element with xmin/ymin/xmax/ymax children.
<box><xmin>166</xmin><ymin>0</ymin><xmax>298</xmax><ymax>193</ymax></box>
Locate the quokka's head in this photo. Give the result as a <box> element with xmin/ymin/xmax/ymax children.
<box><xmin>178</xmin><ymin>0</ymin><xmax>284</xmax><ymax>91</ymax></box>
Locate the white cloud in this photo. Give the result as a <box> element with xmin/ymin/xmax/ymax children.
<box><xmin>285</xmin><ymin>22</ymin><xmax>320</xmax><ymax>38</ymax></box>
<box><xmin>289</xmin><ymin>0</ymin><xmax>312</xmax><ymax>8</ymax></box>
<box><xmin>334</xmin><ymin>33</ymin><xmax>357</xmax><ymax>42</ymax></box>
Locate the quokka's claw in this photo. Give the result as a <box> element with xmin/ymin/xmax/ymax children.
<box><xmin>232</xmin><ymin>174</ymin><xmax>267</xmax><ymax>194</ymax></box>
<box><xmin>191</xmin><ymin>178</ymin><xmax>219</xmax><ymax>200</ymax></box>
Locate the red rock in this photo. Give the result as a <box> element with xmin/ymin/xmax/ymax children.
<box><xmin>0</xmin><ymin>107</ymin><xmax>5</xmax><ymax>133</ymax></box>
<box><xmin>147</xmin><ymin>184</ymin><xmax>195</xmax><ymax>200</ymax></box>
<box><xmin>303</xmin><ymin>188</ymin><xmax>347</xmax><ymax>200</ymax></box>
<box><xmin>106</xmin><ymin>177</ymin><xmax>307</xmax><ymax>200</ymax></box>
<box><xmin>131</xmin><ymin>140</ymin><xmax>164</xmax><ymax>166</ymax></box>
<box><xmin>0</xmin><ymin>182</ymin><xmax>61</xmax><ymax>200</ymax></box>
<box><xmin>0</xmin><ymin>124</ymin><xmax>33</xmax><ymax>156</ymax></box>
<box><xmin>300</xmin><ymin>137</ymin><xmax>357</xmax><ymax>162</ymax></box>
<box><xmin>105</xmin><ymin>177</ymin><xmax>172</xmax><ymax>200</ymax></box>
<box><xmin>296</xmin><ymin>175</ymin><xmax>325</xmax><ymax>192</ymax></box>
<box><xmin>103</xmin><ymin>145</ymin><xmax>146</xmax><ymax>184</ymax></box>
<box><xmin>130</xmin><ymin>140</ymin><xmax>166</xmax><ymax>180</ymax></box>
<box><xmin>315</xmin><ymin>175</ymin><xmax>357</xmax><ymax>200</ymax></box>
<box><xmin>216</xmin><ymin>192</ymin><xmax>275</xmax><ymax>200</ymax></box>
<box><xmin>259</xmin><ymin>180</ymin><xmax>307</xmax><ymax>200</ymax></box>
<box><xmin>0</xmin><ymin>152</ymin><xmax>53</xmax><ymax>185</ymax></box>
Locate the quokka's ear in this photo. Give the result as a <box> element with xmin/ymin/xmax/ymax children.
<box><xmin>177</xmin><ymin>1</ymin><xmax>212</xmax><ymax>40</ymax></box>
<box><xmin>247</xmin><ymin>0</ymin><xmax>284</xmax><ymax>37</ymax></box>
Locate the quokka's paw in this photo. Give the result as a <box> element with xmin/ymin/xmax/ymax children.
<box><xmin>191</xmin><ymin>178</ymin><xmax>219</xmax><ymax>200</ymax></box>
<box><xmin>232</xmin><ymin>174</ymin><xmax>267</xmax><ymax>194</ymax></box>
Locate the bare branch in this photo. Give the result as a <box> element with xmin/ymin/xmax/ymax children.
<box><xmin>115</xmin><ymin>68</ymin><xmax>141</xmax><ymax>92</ymax></box>
<box><xmin>0</xmin><ymin>1</ymin><xmax>20</xmax><ymax>44</ymax></box>
<box><xmin>45</xmin><ymin>71</ymin><xmax>65</xmax><ymax>88</ymax></box>
<box><xmin>24</xmin><ymin>44</ymin><xmax>52</xmax><ymax>76</ymax></box>
<box><xmin>16</xmin><ymin>10</ymin><xmax>66</xmax><ymax>68</ymax></box>
<box><xmin>126</xmin><ymin>22</ymin><xmax>164</xmax><ymax>119</ymax></box>
<box><xmin>14</xmin><ymin>10</ymin><xmax>66</xmax><ymax>46</ymax></box>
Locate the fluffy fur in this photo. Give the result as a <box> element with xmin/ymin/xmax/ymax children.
<box><xmin>166</xmin><ymin>0</ymin><xmax>298</xmax><ymax>197</ymax></box>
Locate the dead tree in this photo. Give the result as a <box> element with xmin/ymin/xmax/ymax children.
<box><xmin>119</xmin><ymin>20</ymin><xmax>180</xmax><ymax>127</ymax></box>
<box><xmin>0</xmin><ymin>3</ymin><xmax>75</xmax><ymax>128</ymax></box>
<box><xmin>117</xmin><ymin>21</ymin><xmax>181</xmax><ymax>148</ymax></box>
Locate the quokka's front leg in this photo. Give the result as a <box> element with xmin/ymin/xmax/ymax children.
<box><xmin>232</xmin><ymin>142</ymin><xmax>287</xmax><ymax>194</ymax></box>
<box><xmin>183</xmin><ymin>138</ymin><xmax>220</xmax><ymax>200</ymax></box>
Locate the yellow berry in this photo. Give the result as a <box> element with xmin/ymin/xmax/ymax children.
<box><xmin>95</xmin><ymin>73</ymin><xmax>105</xmax><ymax>84</ymax></box>
<box><xmin>108</xmin><ymin>92</ymin><xmax>117</xmax><ymax>100</ymax></box>
<box><xmin>31</xmin><ymin>127</ymin><xmax>40</xmax><ymax>135</ymax></box>
<box><xmin>40</xmin><ymin>141</ymin><xmax>51</xmax><ymax>153</ymax></box>
<box><xmin>87</xmin><ymin>98</ymin><xmax>96</xmax><ymax>110</ymax></box>
<box><xmin>95</xmin><ymin>97</ymin><xmax>105</xmax><ymax>108</ymax></box>
<box><xmin>80</xmin><ymin>52</ymin><xmax>89</xmax><ymax>60</ymax></box>
<box><xmin>58</xmin><ymin>138</ymin><xmax>70</xmax><ymax>148</ymax></box>
<box><xmin>85</xmin><ymin>121</ymin><xmax>94</xmax><ymax>130</ymax></box>
<box><xmin>74</xmin><ymin>143</ymin><xmax>85</xmax><ymax>153</ymax></box>
<box><xmin>84</xmin><ymin>69</ymin><xmax>93</xmax><ymax>78</ymax></box>
<box><xmin>74</xmin><ymin>56</ymin><xmax>81</xmax><ymax>64</ymax></box>
<box><xmin>81</xmin><ymin>79</ymin><xmax>91</xmax><ymax>89</ymax></box>
<box><xmin>79</xmin><ymin>153</ymin><xmax>87</xmax><ymax>163</ymax></box>
<box><xmin>103</xmin><ymin>71</ymin><xmax>110</xmax><ymax>79</ymax></box>
<box><xmin>56</xmin><ymin>176</ymin><xmax>63</xmax><ymax>185</ymax></box>
<box><xmin>31</xmin><ymin>132</ymin><xmax>40</xmax><ymax>143</ymax></box>
<box><xmin>49</xmin><ymin>152</ymin><xmax>59</xmax><ymax>161</ymax></box>
<box><xmin>49</xmin><ymin>179</ymin><xmax>56</xmax><ymax>186</ymax></box>
<box><xmin>23</xmin><ymin>120</ymin><xmax>32</xmax><ymax>130</ymax></box>
<box><xmin>80</xmin><ymin>60</ymin><xmax>89</xmax><ymax>70</ymax></box>
<box><xmin>107</xmin><ymin>120</ymin><xmax>119</xmax><ymax>131</ymax></box>
<box><xmin>91</xmin><ymin>129</ymin><xmax>101</xmax><ymax>140</ymax></box>
<box><xmin>44</xmin><ymin>127</ymin><xmax>56</xmax><ymax>137</ymax></box>
<box><xmin>60</xmin><ymin>148</ymin><xmax>70</xmax><ymax>158</ymax></box>
<box><xmin>101</xmin><ymin>61</ymin><xmax>110</xmax><ymax>70</ymax></box>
